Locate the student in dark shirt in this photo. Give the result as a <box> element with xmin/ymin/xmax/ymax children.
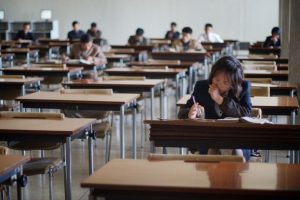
<box><xmin>87</xmin><ymin>22</ymin><xmax>102</xmax><ymax>39</ymax></box>
<box><xmin>263</xmin><ymin>27</ymin><xmax>281</xmax><ymax>48</ymax></box>
<box><xmin>165</xmin><ymin>22</ymin><xmax>180</xmax><ymax>40</ymax></box>
<box><xmin>178</xmin><ymin>56</ymin><xmax>252</xmax><ymax>161</ymax></box>
<box><xmin>15</xmin><ymin>23</ymin><xmax>35</xmax><ymax>41</ymax></box>
<box><xmin>67</xmin><ymin>21</ymin><xmax>85</xmax><ymax>41</ymax></box>
<box><xmin>128</xmin><ymin>28</ymin><xmax>148</xmax><ymax>46</ymax></box>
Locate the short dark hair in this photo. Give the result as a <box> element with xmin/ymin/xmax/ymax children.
<box><xmin>91</xmin><ymin>22</ymin><xmax>97</xmax><ymax>28</ymax></box>
<box><xmin>72</xmin><ymin>21</ymin><xmax>79</xmax><ymax>26</ymax></box>
<box><xmin>271</xmin><ymin>27</ymin><xmax>280</xmax><ymax>35</ymax></box>
<box><xmin>182</xmin><ymin>27</ymin><xmax>193</xmax><ymax>34</ymax></box>
<box><xmin>80</xmin><ymin>33</ymin><xmax>92</xmax><ymax>43</ymax></box>
<box><xmin>205</xmin><ymin>23</ymin><xmax>213</xmax><ymax>29</ymax></box>
<box><xmin>136</xmin><ymin>28</ymin><xmax>144</xmax><ymax>36</ymax></box>
<box><xmin>23</xmin><ymin>23</ymin><xmax>30</xmax><ymax>27</ymax></box>
<box><xmin>171</xmin><ymin>22</ymin><xmax>177</xmax><ymax>27</ymax></box>
<box><xmin>208</xmin><ymin>56</ymin><xmax>244</xmax><ymax>96</ymax></box>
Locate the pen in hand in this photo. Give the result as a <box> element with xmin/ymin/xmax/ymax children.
<box><xmin>192</xmin><ymin>95</ymin><xmax>201</xmax><ymax>117</ymax></box>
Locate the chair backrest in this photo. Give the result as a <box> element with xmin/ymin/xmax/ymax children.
<box><xmin>245</xmin><ymin>78</ymin><xmax>273</xmax><ymax>84</ymax></box>
<box><xmin>0</xmin><ymin>146</ymin><xmax>9</xmax><ymax>155</ymax></box>
<box><xmin>132</xmin><ymin>66</ymin><xmax>168</xmax><ymax>70</ymax></box>
<box><xmin>148</xmin><ymin>59</ymin><xmax>181</xmax><ymax>65</ymax></box>
<box><xmin>60</xmin><ymin>88</ymin><xmax>113</xmax><ymax>95</ymax></box>
<box><xmin>102</xmin><ymin>76</ymin><xmax>146</xmax><ymax>81</ymax></box>
<box><xmin>0</xmin><ymin>76</ymin><xmax>25</xmax><ymax>99</ymax></box>
<box><xmin>0</xmin><ymin>111</ymin><xmax>65</xmax><ymax>119</ymax></box>
<box><xmin>250</xmin><ymin>86</ymin><xmax>270</xmax><ymax>97</ymax></box>
<box><xmin>147</xmin><ymin>154</ymin><xmax>244</xmax><ymax>162</ymax></box>
<box><xmin>251</xmin><ymin>108</ymin><xmax>262</xmax><ymax>119</ymax></box>
<box><xmin>0</xmin><ymin>75</ymin><xmax>25</xmax><ymax>79</ymax></box>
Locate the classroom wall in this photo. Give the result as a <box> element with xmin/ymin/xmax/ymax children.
<box><xmin>0</xmin><ymin>0</ymin><xmax>279</xmax><ymax>44</ymax></box>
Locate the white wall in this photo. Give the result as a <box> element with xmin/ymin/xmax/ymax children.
<box><xmin>0</xmin><ymin>0</ymin><xmax>279</xmax><ymax>44</ymax></box>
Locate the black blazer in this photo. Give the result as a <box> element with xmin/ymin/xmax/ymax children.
<box><xmin>263</xmin><ymin>36</ymin><xmax>281</xmax><ymax>48</ymax></box>
<box><xmin>179</xmin><ymin>80</ymin><xmax>252</xmax><ymax>119</ymax></box>
<box><xmin>15</xmin><ymin>30</ymin><xmax>35</xmax><ymax>41</ymax></box>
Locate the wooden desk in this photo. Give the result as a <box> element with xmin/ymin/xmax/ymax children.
<box><xmin>0</xmin><ymin>155</ymin><xmax>30</xmax><ymax>200</ymax></box>
<box><xmin>105</xmin><ymin>67</ymin><xmax>186</xmax><ymax>100</ymax></box>
<box><xmin>145</xmin><ymin>119</ymin><xmax>300</xmax><ymax>159</ymax></box>
<box><xmin>237</xmin><ymin>56</ymin><xmax>288</xmax><ymax>64</ymax></box>
<box><xmin>105</xmin><ymin>54</ymin><xmax>131</xmax><ymax>63</ymax></box>
<box><xmin>63</xmin><ymin>78</ymin><xmax>165</xmax><ymax>119</ymax></box>
<box><xmin>251</xmin><ymin>82</ymin><xmax>297</xmax><ymax>96</ymax></box>
<box><xmin>1</xmin><ymin>66</ymin><xmax>82</xmax><ymax>81</ymax></box>
<box><xmin>111</xmin><ymin>45</ymin><xmax>154</xmax><ymax>52</ymax></box>
<box><xmin>249</xmin><ymin>47</ymin><xmax>281</xmax><ymax>56</ymax></box>
<box><xmin>0</xmin><ymin>77</ymin><xmax>43</xmax><ymax>96</ymax></box>
<box><xmin>82</xmin><ymin>159</ymin><xmax>300</xmax><ymax>200</ymax></box>
<box><xmin>129</xmin><ymin>60</ymin><xmax>197</xmax><ymax>93</ymax></box>
<box><xmin>0</xmin><ymin>117</ymin><xmax>96</xmax><ymax>200</ymax></box>
<box><xmin>1</xmin><ymin>48</ymin><xmax>38</xmax><ymax>65</ymax></box>
<box><xmin>177</xmin><ymin>95</ymin><xmax>298</xmax><ymax>124</ymax></box>
<box><xmin>244</xmin><ymin>70</ymin><xmax>288</xmax><ymax>81</ymax></box>
<box><xmin>16</xmin><ymin>91</ymin><xmax>140</xmax><ymax>159</ymax></box>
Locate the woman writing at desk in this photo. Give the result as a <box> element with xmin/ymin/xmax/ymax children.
<box><xmin>178</xmin><ymin>56</ymin><xmax>252</xmax><ymax>161</ymax></box>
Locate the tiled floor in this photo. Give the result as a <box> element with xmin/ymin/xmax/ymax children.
<box><xmin>8</xmin><ymin>87</ymin><xmax>290</xmax><ymax>200</ymax></box>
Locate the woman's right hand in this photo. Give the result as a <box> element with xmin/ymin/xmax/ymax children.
<box><xmin>188</xmin><ymin>103</ymin><xmax>203</xmax><ymax>119</ymax></box>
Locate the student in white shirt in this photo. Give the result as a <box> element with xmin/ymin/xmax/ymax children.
<box><xmin>198</xmin><ymin>23</ymin><xmax>223</xmax><ymax>43</ymax></box>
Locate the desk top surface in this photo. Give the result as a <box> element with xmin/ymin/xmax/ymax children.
<box><xmin>17</xmin><ymin>91</ymin><xmax>140</xmax><ymax>105</ymax></box>
<box><xmin>0</xmin><ymin>77</ymin><xmax>43</xmax><ymax>85</ymax></box>
<box><xmin>177</xmin><ymin>95</ymin><xmax>299</xmax><ymax>109</ymax></box>
<box><xmin>82</xmin><ymin>159</ymin><xmax>300</xmax><ymax>193</ymax></box>
<box><xmin>0</xmin><ymin>155</ymin><xmax>30</xmax><ymax>177</ymax></box>
<box><xmin>0</xmin><ymin>117</ymin><xmax>96</xmax><ymax>136</ymax></box>
<box><xmin>63</xmin><ymin>78</ymin><xmax>164</xmax><ymax>87</ymax></box>
<box><xmin>1</xmin><ymin>66</ymin><xmax>83</xmax><ymax>73</ymax></box>
<box><xmin>105</xmin><ymin>67</ymin><xmax>186</xmax><ymax>74</ymax></box>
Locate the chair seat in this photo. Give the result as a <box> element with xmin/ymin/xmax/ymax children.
<box><xmin>8</xmin><ymin>142</ymin><xmax>62</xmax><ymax>151</ymax></box>
<box><xmin>93</xmin><ymin>122</ymin><xmax>112</xmax><ymax>139</ymax></box>
<box><xmin>23</xmin><ymin>157</ymin><xmax>64</xmax><ymax>176</ymax></box>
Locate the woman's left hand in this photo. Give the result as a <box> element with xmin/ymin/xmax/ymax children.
<box><xmin>208</xmin><ymin>84</ymin><xmax>224</xmax><ymax>105</ymax></box>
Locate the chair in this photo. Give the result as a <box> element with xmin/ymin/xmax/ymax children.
<box><xmin>0</xmin><ymin>75</ymin><xmax>25</xmax><ymax>111</ymax></box>
<box><xmin>1</xmin><ymin>111</ymin><xmax>64</xmax><ymax>200</ymax></box>
<box><xmin>148</xmin><ymin>154</ymin><xmax>244</xmax><ymax>162</ymax></box>
<box><xmin>60</xmin><ymin>89</ymin><xmax>112</xmax><ymax>162</ymax></box>
<box><xmin>102</xmin><ymin>75</ymin><xmax>146</xmax><ymax>81</ymax></box>
<box><xmin>147</xmin><ymin>59</ymin><xmax>181</xmax><ymax>65</ymax></box>
<box><xmin>245</xmin><ymin>78</ymin><xmax>273</xmax><ymax>84</ymax></box>
<box><xmin>131</xmin><ymin>65</ymin><xmax>169</xmax><ymax>70</ymax></box>
<box><xmin>251</xmin><ymin>86</ymin><xmax>270</xmax><ymax>97</ymax></box>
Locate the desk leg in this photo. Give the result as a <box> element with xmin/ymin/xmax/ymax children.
<box><xmin>26</xmin><ymin>53</ymin><xmax>30</xmax><ymax>66</ymax></box>
<box><xmin>63</xmin><ymin>137</ymin><xmax>72</xmax><ymax>200</ymax></box>
<box><xmin>67</xmin><ymin>73</ymin><xmax>71</xmax><ymax>82</ymax></box>
<box><xmin>189</xmin><ymin>67</ymin><xmax>193</xmax><ymax>94</ymax></box>
<box><xmin>48</xmin><ymin>48</ymin><xmax>52</xmax><ymax>60</ymax></box>
<box><xmin>132</xmin><ymin>100</ymin><xmax>137</xmax><ymax>159</ymax></box>
<box><xmin>93</xmin><ymin>66</ymin><xmax>97</xmax><ymax>80</ymax></box>
<box><xmin>175</xmin><ymin>74</ymin><xmax>179</xmax><ymax>101</ymax></box>
<box><xmin>289</xmin><ymin>110</ymin><xmax>296</xmax><ymax>163</ymax></box>
<box><xmin>88</xmin><ymin>126</ymin><xmax>94</xmax><ymax>175</ymax></box>
<box><xmin>16</xmin><ymin>169</ymin><xmax>23</xmax><ymax>200</ymax></box>
<box><xmin>150</xmin><ymin>88</ymin><xmax>154</xmax><ymax>120</ymax></box>
<box><xmin>160</xmin><ymin>85</ymin><xmax>165</xmax><ymax>119</ymax></box>
<box><xmin>204</xmin><ymin>58</ymin><xmax>208</xmax><ymax>79</ymax></box>
<box><xmin>120</xmin><ymin>105</ymin><xmax>125</xmax><ymax>159</ymax></box>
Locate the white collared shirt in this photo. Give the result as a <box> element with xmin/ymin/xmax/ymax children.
<box><xmin>198</xmin><ymin>32</ymin><xmax>224</xmax><ymax>43</ymax></box>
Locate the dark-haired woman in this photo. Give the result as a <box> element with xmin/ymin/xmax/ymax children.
<box><xmin>178</xmin><ymin>56</ymin><xmax>252</xmax><ymax>161</ymax></box>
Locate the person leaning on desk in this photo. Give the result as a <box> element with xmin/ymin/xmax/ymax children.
<box><xmin>63</xmin><ymin>33</ymin><xmax>107</xmax><ymax>78</ymax></box>
<box><xmin>178</xmin><ymin>56</ymin><xmax>252</xmax><ymax>161</ymax></box>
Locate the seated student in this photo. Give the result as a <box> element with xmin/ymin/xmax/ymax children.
<box><xmin>171</xmin><ymin>27</ymin><xmax>205</xmax><ymax>52</ymax></box>
<box><xmin>263</xmin><ymin>27</ymin><xmax>281</xmax><ymax>48</ymax></box>
<box><xmin>178</xmin><ymin>56</ymin><xmax>252</xmax><ymax>161</ymax></box>
<box><xmin>66</xmin><ymin>34</ymin><xmax>107</xmax><ymax>67</ymax></box>
<box><xmin>15</xmin><ymin>22</ymin><xmax>35</xmax><ymax>42</ymax></box>
<box><xmin>87</xmin><ymin>22</ymin><xmax>102</xmax><ymax>39</ymax></box>
<box><xmin>198</xmin><ymin>23</ymin><xmax>223</xmax><ymax>43</ymax></box>
<box><xmin>128</xmin><ymin>28</ymin><xmax>149</xmax><ymax>46</ymax></box>
<box><xmin>67</xmin><ymin>21</ymin><xmax>85</xmax><ymax>41</ymax></box>
<box><xmin>165</xmin><ymin>22</ymin><xmax>180</xmax><ymax>40</ymax></box>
